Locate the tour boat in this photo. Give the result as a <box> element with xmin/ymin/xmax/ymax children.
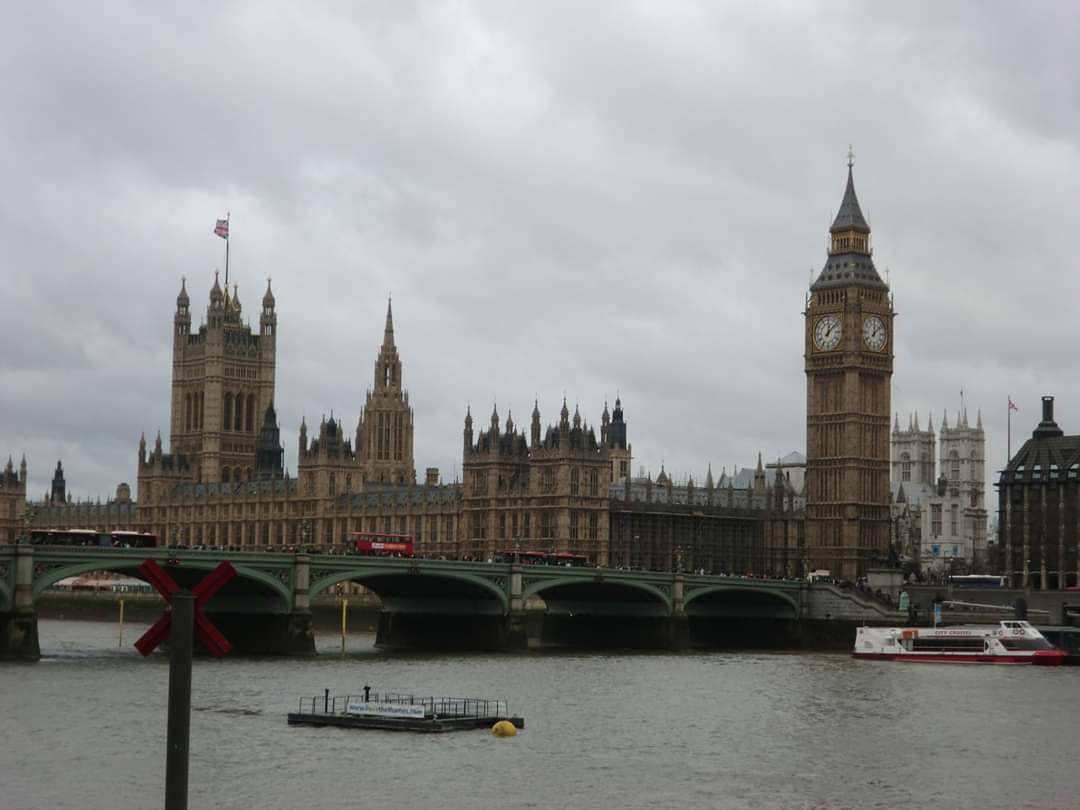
<box><xmin>854</xmin><ymin>621</ymin><xmax>1066</xmax><ymax>665</ymax></box>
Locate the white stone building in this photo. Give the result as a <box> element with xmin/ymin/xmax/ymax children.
<box><xmin>890</xmin><ymin>409</ymin><xmax>988</xmax><ymax>573</ymax></box>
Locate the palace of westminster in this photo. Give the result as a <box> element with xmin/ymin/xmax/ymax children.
<box><xmin>4</xmin><ymin>161</ymin><xmax>1033</xmax><ymax>583</ymax></box>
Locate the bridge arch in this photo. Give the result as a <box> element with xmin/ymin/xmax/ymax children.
<box><xmin>522</xmin><ymin>576</ymin><xmax>673</xmax><ymax>614</ymax></box>
<box><xmin>30</xmin><ymin>559</ymin><xmax>293</xmax><ymax>609</ymax></box>
<box><xmin>683</xmin><ymin>584</ymin><xmax>800</xmax><ymax>619</ymax></box>
<box><xmin>309</xmin><ymin>567</ymin><xmax>510</xmax><ymax>614</ymax></box>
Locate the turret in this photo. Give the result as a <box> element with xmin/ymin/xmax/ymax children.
<box><xmin>175</xmin><ymin>277</ymin><xmax>191</xmax><ymax>337</ymax></box>
<box><xmin>139</xmin><ymin>432</ymin><xmax>147</xmax><ymax>465</ymax></box>
<box><xmin>299</xmin><ymin>416</ymin><xmax>308</xmax><ymax>456</ymax></box>
<box><xmin>260</xmin><ymin>277</ymin><xmax>276</xmax><ymax>337</ymax></box>
<box><xmin>464</xmin><ymin>406</ymin><xmax>474</xmax><ymax>453</ymax></box>
<box><xmin>50</xmin><ymin>460</ymin><xmax>66</xmax><ymax>504</ymax></box>
<box><xmin>255</xmin><ymin>402</ymin><xmax>284</xmax><ymax>480</ymax></box>
<box><xmin>19</xmin><ymin>454</ymin><xmax>27</xmax><ymax>483</ymax></box>
<box><xmin>531</xmin><ymin>400</ymin><xmax>541</xmax><ymax>448</ymax></box>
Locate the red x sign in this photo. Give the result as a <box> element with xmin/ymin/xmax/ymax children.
<box><xmin>134</xmin><ymin>560</ymin><xmax>235</xmax><ymax>657</ymax></box>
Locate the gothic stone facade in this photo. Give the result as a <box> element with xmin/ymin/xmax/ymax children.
<box><xmin>891</xmin><ymin>409</ymin><xmax>987</xmax><ymax>571</ymax></box>
<box><xmin>461</xmin><ymin>400</ymin><xmax>614</xmax><ymax>564</ymax></box>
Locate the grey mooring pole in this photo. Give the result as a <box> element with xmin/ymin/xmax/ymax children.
<box><xmin>165</xmin><ymin>590</ymin><xmax>194</xmax><ymax>810</ymax></box>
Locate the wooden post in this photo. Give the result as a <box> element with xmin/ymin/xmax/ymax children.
<box><xmin>118</xmin><ymin>598</ymin><xmax>125</xmax><ymax>648</ymax></box>
<box><xmin>340</xmin><ymin>598</ymin><xmax>348</xmax><ymax>656</ymax></box>
<box><xmin>165</xmin><ymin>591</ymin><xmax>194</xmax><ymax>810</ymax></box>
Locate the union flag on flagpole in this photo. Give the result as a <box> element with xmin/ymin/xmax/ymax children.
<box><xmin>1008</xmin><ymin>396</ymin><xmax>1018</xmax><ymax>412</ymax></box>
<box><xmin>214</xmin><ymin>218</ymin><xmax>229</xmax><ymax>239</ymax></box>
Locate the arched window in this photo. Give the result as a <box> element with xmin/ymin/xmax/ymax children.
<box><xmin>345</xmin><ymin>474</ymin><xmax>352</xmax><ymax>493</ymax></box>
<box><xmin>234</xmin><ymin>394</ymin><xmax>243</xmax><ymax>432</ymax></box>
<box><xmin>245</xmin><ymin>467</ymin><xmax>253</xmax><ymax>481</ymax></box>
<box><xmin>570</xmin><ymin>468</ymin><xmax>580</xmax><ymax>495</ymax></box>
<box><xmin>224</xmin><ymin>393</ymin><xmax>233</xmax><ymax>431</ymax></box>
<box><xmin>950</xmin><ymin>450</ymin><xmax>960</xmax><ymax>482</ymax></box>
<box><xmin>329</xmin><ymin>473</ymin><xmax>336</xmax><ymax>495</ymax></box>
<box><xmin>900</xmin><ymin>452</ymin><xmax>911</xmax><ymax>482</ymax></box>
<box><xmin>185</xmin><ymin>394</ymin><xmax>192</xmax><ymax>431</ymax></box>
<box><xmin>222</xmin><ymin>467</ymin><xmax>230</xmax><ymax>483</ymax></box>
<box><xmin>246</xmin><ymin>394</ymin><xmax>255</xmax><ymax>432</ymax></box>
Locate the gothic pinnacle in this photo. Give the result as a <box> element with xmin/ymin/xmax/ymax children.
<box><xmin>383</xmin><ymin>296</ymin><xmax>395</xmax><ymax>347</ymax></box>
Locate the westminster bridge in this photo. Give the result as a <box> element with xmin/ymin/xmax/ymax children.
<box><xmin>0</xmin><ymin>545</ymin><xmax>901</xmax><ymax>659</ymax></box>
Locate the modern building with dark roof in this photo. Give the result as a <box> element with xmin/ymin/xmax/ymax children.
<box><xmin>996</xmin><ymin>396</ymin><xmax>1080</xmax><ymax>588</ymax></box>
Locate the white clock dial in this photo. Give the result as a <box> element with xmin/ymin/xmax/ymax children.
<box><xmin>814</xmin><ymin>315</ymin><xmax>842</xmax><ymax>351</ymax></box>
<box><xmin>863</xmin><ymin>315</ymin><xmax>887</xmax><ymax>351</ymax></box>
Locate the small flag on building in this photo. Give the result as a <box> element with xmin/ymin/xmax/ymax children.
<box><xmin>214</xmin><ymin>218</ymin><xmax>229</xmax><ymax>239</ymax></box>
<box><xmin>1008</xmin><ymin>396</ymin><xmax>1018</xmax><ymax>412</ymax></box>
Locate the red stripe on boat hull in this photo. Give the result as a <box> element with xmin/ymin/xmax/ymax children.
<box><xmin>854</xmin><ymin>651</ymin><xmax>1066</xmax><ymax>666</ymax></box>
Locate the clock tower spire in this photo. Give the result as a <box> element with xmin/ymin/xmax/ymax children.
<box><xmin>804</xmin><ymin>153</ymin><xmax>894</xmax><ymax>580</ymax></box>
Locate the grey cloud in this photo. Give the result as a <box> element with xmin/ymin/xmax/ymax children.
<box><xmin>2</xmin><ymin>1</ymin><xmax>1078</xmax><ymax>499</ymax></box>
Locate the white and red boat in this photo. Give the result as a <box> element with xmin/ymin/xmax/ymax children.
<box><xmin>854</xmin><ymin>620</ymin><xmax>1066</xmax><ymax>665</ymax></box>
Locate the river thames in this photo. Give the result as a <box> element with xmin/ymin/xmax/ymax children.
<box><xmin>0</xmin><ymin>619</ymin><xmax>1076</xmax><ymax>810</ymax></box>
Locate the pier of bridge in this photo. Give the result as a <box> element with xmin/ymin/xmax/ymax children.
<box><xmin>0</xmin><ymin>545</ymin><xmax>903</xmax><ymax>659</ymax></box>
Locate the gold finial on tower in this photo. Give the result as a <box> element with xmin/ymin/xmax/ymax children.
<box><xmin>847</xmin><ymin>144</ymin><xmax>854</xmax><ymax>168</ymax></box>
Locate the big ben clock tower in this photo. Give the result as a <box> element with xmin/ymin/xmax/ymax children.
<box><xmin>804</xmin><ymin>151</ymin><xmax>894</xmax><ymax>581</ymax></box>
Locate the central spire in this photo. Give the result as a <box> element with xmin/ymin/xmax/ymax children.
<box><xmin>383</xmin><ymin>296</ymin><xmax>394</xmax><ymax>348</ymax></box>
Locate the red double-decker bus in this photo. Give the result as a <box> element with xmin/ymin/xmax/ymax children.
<box><xmin>351</xmin><ymin>532</ymin><xmax>414</xmax><ymax>557</ymax></box>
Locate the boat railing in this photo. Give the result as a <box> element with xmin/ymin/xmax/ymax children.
<box><xmin>296</xmin><ymin>692</ymin><xmax>509</xmax><ymax>719</ymax></box>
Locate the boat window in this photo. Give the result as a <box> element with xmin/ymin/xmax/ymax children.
<box><xmin>912</xmin><ymin>637</ymin><xmax>985</xmax><ymax>652</ymax></box>
<box><xmin>1000</xmin><ymin>637</ymin><xmax>1052</xmax><ymax>651</ymax></box>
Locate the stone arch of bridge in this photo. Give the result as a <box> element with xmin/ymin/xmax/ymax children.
<box><xmin>683</xmin><ymin>585</ymin><xmax>800</xmax><ymax>618</ymax></box>
<box><xmin>30</xmin><ymin>559</ymin><xmax>293</xmax><ymax>609</ymax></box>
<box><xmin>521</xmin><ymin>576</ymin><xmax>673</xmax><ymax>613</ymax></box>
<box><xmin>308</xmin><ymin>568</ymin><xmax>510</xmax><ymax>614</ymax></box>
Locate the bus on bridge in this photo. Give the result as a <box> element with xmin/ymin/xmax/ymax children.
<box><xmin>26</xmin><ymin>529</ymin><xmax>159</xmax><ymax>549</ymax></box>
<box><xmin>350</xmin><ymin>532</ymin><xmax>415</xmax><ymax>558</ymax></box>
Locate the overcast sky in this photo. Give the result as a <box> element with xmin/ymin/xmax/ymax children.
<box><xmin>3</xmin><ymin>1</ymin><xmax>1078</xmax><ymax>503</ymax></box>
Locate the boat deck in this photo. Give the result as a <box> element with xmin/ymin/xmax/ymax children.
<box><xmin>287</xmin><ymin>690</ymin><xmax>525</xmax><ymax>733</ymax></box>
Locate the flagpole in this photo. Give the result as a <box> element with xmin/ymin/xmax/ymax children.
<box><xmin>224</xmin><ymin>212</ymin><xmax>230</xmax><ymax>288</ymax></box>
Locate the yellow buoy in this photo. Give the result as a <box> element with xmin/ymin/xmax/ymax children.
<box><xmin>491</xmin><ymin>720</ymin><xmax>517</xmax><ymax>738</ymax></box>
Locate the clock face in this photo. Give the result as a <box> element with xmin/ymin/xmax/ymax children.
<box><xmin>863</xmin><ymin>315</ymin><xmax>887</xmax><ymax>351</ymax></box>
<box><xmin>814</xmin><ymin>315</ymin><xmax>842</xmax><ymax>351</ymax></box>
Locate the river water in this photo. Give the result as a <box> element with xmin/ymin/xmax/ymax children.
<box><xmin>0</xmin><ymin>619</ymin><xmax>1076</xmax><ymax>810</ymax></box>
